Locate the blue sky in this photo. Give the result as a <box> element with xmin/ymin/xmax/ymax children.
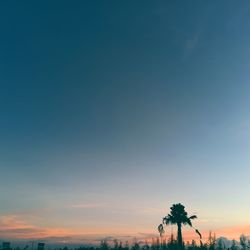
<box><xmin>0</xmin><ymin>1</ymin><xmax>250</xmax><ymax>241</ymax></box>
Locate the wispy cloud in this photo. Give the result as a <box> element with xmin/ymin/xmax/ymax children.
<box><xmin>70</xmin><ymin>203</ymin><xmax>110</xmax><ymax>209</ymax></box>
<box><xmin>0</xmin><ymin>215</ymin><xmax>33</xmax><ymax>230</ymax></box>
<box><xmin>69</xmin><ymin>203</ymin><xmax>163</xmax><ymax>215</ymax></box>
<box><xmin>0</xmin><ymin>214</ymin><xmax>75</xmax><ymax>239</ymax></box>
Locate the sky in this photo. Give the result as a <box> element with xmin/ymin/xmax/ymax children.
<box><xmin>0</xmin><ymin>0</ymin><xmax>250</xmax><ymax>244</ymax></box>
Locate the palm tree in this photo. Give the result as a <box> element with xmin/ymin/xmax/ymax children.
<box><xmin>158</xmin><ymin>203</ymin><xmax>201</xmax><ymax>250</ymax></box>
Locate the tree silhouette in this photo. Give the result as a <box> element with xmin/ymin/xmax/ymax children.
<box><xmin>158</xmin><ymin>203</ymin><xmax>202</xmax><ymax>250</ymax></box>
<box><xmin>240</xmin><ymin>235</ymin><xmax>247</xmax><ymax>250</ymax></box>
<box><xmin>230</xmin><ymin>239</ymin><xmax>238</xmax><ymax>250</ymax></box>
<box><xmin>208</xmin><ymin>231</ymin><xmax>216</xmax><ymax>250</ymax></box>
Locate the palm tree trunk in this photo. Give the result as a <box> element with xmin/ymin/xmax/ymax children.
<box><xmin>177</xmin><ymin>223</ymin><xmax>183</xmax><ymax>250</ymax></box>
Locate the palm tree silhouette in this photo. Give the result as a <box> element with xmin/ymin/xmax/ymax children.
<box><xmin>158</xmin><ymin>203</ymin><xmax>202</xmax><ymax>250</ymax></box>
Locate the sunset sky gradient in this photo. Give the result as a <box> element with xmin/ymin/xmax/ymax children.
<box><xmin>0</xmin><ymin>1</ymin><xmax>250</xmax><ymax>243</ymax></box>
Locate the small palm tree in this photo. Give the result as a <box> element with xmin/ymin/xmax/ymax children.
<box><xmin>158</xmin><ymin>203</ymin><xmax>202</xmax><ymax>250</ymax></box>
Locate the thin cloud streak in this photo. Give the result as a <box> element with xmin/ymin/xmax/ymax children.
<box><xmin>69</xmin><ymin>203</ymin><xmax>164</xmax><ymax>215</ymax></box>
<box><xmin>70</xmin><ymin>203</ymin><xmax>110</xmax><ymax>209</ymax></box>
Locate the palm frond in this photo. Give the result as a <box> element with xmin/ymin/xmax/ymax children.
<box><xmin>186</xmin><ymin>218</ymin><xmax>193</xmax><ymax>227</ymax></box>
<box><xmin>158</xmin><ymin>224</ymin><xmax>164</xmax><ymax>236</ymax></box>
<box><xmin>189</xmin><ymin>215</ymin><xmax>197</xmax><ymax>220</ymax></box>
<box><xmin>163</xmin><ymin>215</ymin><xmax>172</xmax><ymax>225</ymax></box>
<box><xmin>195</xmin><ymin>229</ymin><xmax>202</xmax><ymax>239</ymax></box>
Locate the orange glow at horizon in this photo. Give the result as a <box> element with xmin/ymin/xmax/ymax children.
<box><xmin>1</xmin><ymin>224</ymin><xmax>249</xmax><ymax>242</ymax></box>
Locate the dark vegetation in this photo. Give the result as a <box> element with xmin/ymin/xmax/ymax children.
<box><xmin>2</xmin><ymin>233</ymin><xmax>250</xmax><ymax>250</ymax></box>
<box><xmin>56</xmin><ymin>233</ymin><xmax>249</xmax><ymax>250</ymax></box>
